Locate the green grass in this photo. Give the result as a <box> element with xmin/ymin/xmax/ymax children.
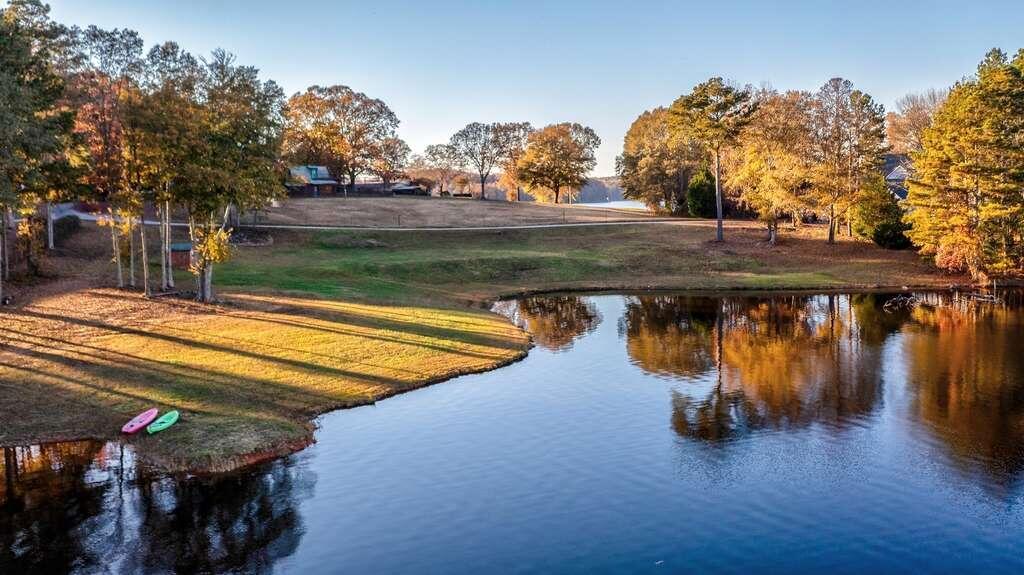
<box><xmin>217</xmin><ymin>225</ymin><xmax>950</xmax><ymax>303</ymax></box>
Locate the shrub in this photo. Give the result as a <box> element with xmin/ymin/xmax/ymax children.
<box><xmin>854</xmin><ymin>175</ymin><xmax>911</xmax><ymax>250</ymax></box>
<box><xmin>872</xmin><ymin>221</ymin><xmax>913</xmax><ymax>250</ymax></box>
<box><xmin>686</xmin><ymin>169</ymin><xmax>716</xmax><ymax>218</ymax></box>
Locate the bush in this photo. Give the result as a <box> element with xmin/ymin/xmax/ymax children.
<box><xmin>686</xmin><ymin>169</ymin><xmax>716</xmax><ymax>218</ymax></box>
<box><xmin>854</xmin><ymin>175</ymin><xmax>911</xmax><ymax>250</ymax></box>
<box><xmin>872</xmin><ymin>221</ymin><xmax>913</xmax><ymax>250</ymax></box>
<box><xmin>53</xmin><ymin>214</ymin><xmax>80</xmax><ymax>245</ymax></box>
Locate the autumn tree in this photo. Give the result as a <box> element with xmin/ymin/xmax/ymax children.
<box><xmin>133</xmin><ymin>42</ymin><xmax>205</xmax><ymax>292</ymax></box>
<box><xmin>69</xmin><ymin>25</ymin><xmax>144</xmax><ymax>287</ymax></box>
<box><xmin>450</xmin><ymin>122</ymin><xmax>503</xmax><ymax>200</ymax></box>
<box><xmin>886</xmin><ymin>88</ymin><xmax>947</xmax><ymax>155</ymax></box>
<box><xmin>809</xmin><ymin>78</ymin><xmax>886</xmax><ymax>244</ymax></box>
<box><xmin>422</xmin><ymin>143</ymin><xmax>463</xmax><ymax>195</ymax></box>
<box><xmin>617</xmin><ymin>107</ymin><xmax>702</xmax><ymax>213</ymax></box>
<box><xmin>516</xmin><ymin>123</ymin><xmax>600</xmax><ymax>204</ymax></box>
<box><xmin>904</xmin><ymin>49</ymin><xmax>1024</xmax><ymax>278</ymax></box>
<box><xmin>177</xmin><ymin>50</ymin><xmax>285</xmax><ymax>302</ymax></box>
<box><xmin>283</xmin><ymin>85</ymin><xmax>398</xmax><ymax>195</ymax></box>
<box><xmin>0</xmin><ymin>0</ymin><xmax>74</xmax><ymax>297</ymax></box>
<box><xmin>669</xmin><ymin>77</ymin><xmax>757</xmax><ymax>241</ymax></box>
<box><xmin>727</xmin><ymin>90</ymin><xmax>815</xmax><ymax>244</ymax></box>
<box><xmin>493</xmin><ymin>121</ymin><xmax>533</xmax><ymax>201</ymax></box>
<box><xmin>370</xmin><ymin>136</ymin><xmax>410</xmax><ymax>192</ymax></box>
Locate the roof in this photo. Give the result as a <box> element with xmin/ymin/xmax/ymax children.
<box><xmin>288</xmin><ymin>165</ymin><xmax>338</xmax><ymax>185</ymax></box>
<box><xmin>888</xmin><ymin>183</ymin><xmax>908</xmax><ymax>201</ymax></box>
<box><xmin>886</xmin><ymin>164</ymin><xmax>910</xmax><ymax>182</ymax></box>
<box><xmin>882</xmin><ymin>153</ymin><xmax>910</xmax><ymax>182</ymax></box>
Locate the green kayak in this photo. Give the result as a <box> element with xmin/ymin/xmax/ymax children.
<box><xmin>146</xmin><ymin>410</ymin><xmax>179</xmax><ymax>434</ymax></box>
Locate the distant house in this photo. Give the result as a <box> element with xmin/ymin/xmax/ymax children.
<box><xmin>882</xmin><ymin>153</ymin><xmax>911</xmax><ymax>201</ymax></box>
<box><xmin>287</xmin><ymin>165</ymin><xmax>339</xmax><ymax>197</ymax></box>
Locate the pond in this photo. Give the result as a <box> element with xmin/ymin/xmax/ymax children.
<box><xmin>3</xmin><ymin>292</ymin><xmax>1024</xmax><ymax>573</ymax></box>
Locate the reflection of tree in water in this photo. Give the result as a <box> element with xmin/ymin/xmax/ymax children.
<box><xmin>903</xmin><ymin>292</ymin><xmax>1024</xmax><ymax>487</ymax></box>
<box><xmin>128</xmin><ymin>458</ymin><xmax>308</xmax><ymax>573</ymax></box>
<box><xmin>624</xmin><ymin>296</ymin><xmax>719</xmax><ymax>378</ymax></box>
<box><xmin>1</xmin><ymin>442</ymin><xmax>107</xmax><ymax>573</ymax></box>
<box><xmin>0</xmin><ymin>443</ymin><xmax>311</xmax><ymax>573</ymax></box>
<box><xmin>623</xmin><ymin>295</ymin><xmax>896</xmax><ymax>444</ymax></box>
<box><xmin>513</xmin><ymin>296</ymin><xmax>601</xmax><ymax>351</ymax></box>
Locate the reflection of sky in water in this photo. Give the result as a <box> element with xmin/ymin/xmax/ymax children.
<box><xmin>4</xmin><ymin>292</ymin><xmax>1024</xmax><ymax>574</ymax></box>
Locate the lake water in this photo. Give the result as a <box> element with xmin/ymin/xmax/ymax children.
<box><xmin>3</xmin><ymin>292</ymin><xmax>1024</xmax><ymax>573</ymax></box>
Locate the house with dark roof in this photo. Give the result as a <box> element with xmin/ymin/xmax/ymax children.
<box><xmin>882</xmin><ymin>153</ymin><xmax>911</xmax><ymax>201</ymax></box>
<box><xmin>286</xmin><ymin>165</ymin><xmax>339</xmax><ymax>197</ymax></box>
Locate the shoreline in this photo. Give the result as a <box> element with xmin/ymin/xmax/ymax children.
<box><xmin>7</xmin><ymin>280</ymin><xmax>1012</xmax><ymax>477</ymax></box>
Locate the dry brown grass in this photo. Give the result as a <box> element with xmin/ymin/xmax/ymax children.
<box><xmin>261</xmin><ymin>196</ymin><xmax>658</xmax><ymax>228</ymax></box>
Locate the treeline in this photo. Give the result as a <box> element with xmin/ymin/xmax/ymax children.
<box><xmin>285</xmin><ymin>93</ymin><xmax>602</xmax><ymax>204</ymax></box>
<box><xmin>0</xmin><ymin>0</ymin><xmax>283</xmax><ymax>302</ymax></box>
<box><xmin>618</xmin><ymin>77</ymin><xmax>890</xmax><ymax>245</ymax></box>
<box><xmin>621</xmin><ymin>50</ymin><xmax>1024</xmax><ymax>280</ymax></box>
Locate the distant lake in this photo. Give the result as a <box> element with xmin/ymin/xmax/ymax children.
<box><xmin>4</xmin><ymin>292</ymin><xmax>1024</xmax><ymax>573</ymax></box>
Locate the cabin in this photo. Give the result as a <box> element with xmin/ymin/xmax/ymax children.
<box><xmin>286</xmin><ymin>165</ymin><xmax>339</xmax><ymax>197</ymax></box>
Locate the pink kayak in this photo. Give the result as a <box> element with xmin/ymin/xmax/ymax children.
<box><xmin>122</xmin><ymin>408</ymin><xmax>159</xmax><ymax>434</ymax></box>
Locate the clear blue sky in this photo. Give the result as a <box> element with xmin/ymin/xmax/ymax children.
<box><xmin>47</xmin><ymin>0</ymin><xmax>1024</xmax><ymax>176</ymax></box>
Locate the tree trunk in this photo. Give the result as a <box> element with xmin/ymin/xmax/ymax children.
<box><xmin>128</xmin><ymin>215</ymin><xmax>136</xmax><ymax>288</ymax></box>
<box><xmin>165</xmin><ymin>200</ymin><xmax>174</xmax><ymax>289</ymax></box>
<box><xmin>46</xmin><ymin>202</ymin><xmax>54</xmax><ymax>250</ymax></box>
<box><xmin>768</xmin><ymin>221</ymin><xmax>777</xmax><ymax>246</ymax></box>
<box><xmin>827</xmin><ymin>203</ymin><xmax>836</xmax><ymax>244</ymax></box>
<box><xmin>554</xmin><ymin>186</ymin><xmax>560</xmax><ymax>204</ymax></box>
<box><xmin>139</xmin><ymin>210</ymin><xmax>151</xmax><ymax>297</ymax></box>
<box><xmin>479</xmin><ymin>175</ymin><xmax>486</xmax><ymax>200</ymax></box>
<box><xmin>110</xmin><ymin>212</ymin><xmax>124</xmax><ymax>288</ymax></box>
<box><xmin>845</xmin><ymin>208</ymin><xmax>852</xmax><ymax>237</ymax></box>
<box><xmin>202</xmin><ymin>261</ymin><xmax>214</xmax><ymax>303</ymax></box>
<box><xmin>714</xmin><ymin>148</ymin><xmax>724</xmax><ymax>242</ymax></box>
<box><xmin>158</xmin><ymin>203</ymin><xmax>167</xmax><ymax>291</ymax></box>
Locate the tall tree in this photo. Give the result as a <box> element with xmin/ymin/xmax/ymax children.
<box><xmin>422</xmin><ymin>143</ymin><xmax>463</xmax><ymax>195</ymax></box>
<box><xmin>69</xmin><ymin>25</ymin><xmax>144</xmax><ymax>287</ymax></box>
<box><xmin>370</xmin><ymin>136</ymin><xmax>410</xmax><ymax>192</ymax></box>
<box><xmin>134</xmin><ymin>42</ymin><xmax>205</xmax><ymax>292</ymax></box>
<box><xmin>886</xmin><ymin>88</ymin><xmax>947</xmax><ymax>155</ymax></box>
<box><xmin>0</xmin><ymin>0</ymin><xmax>74</xmax><ymax>294</ymax></box>
<box><xmin>177</xmin><ymin>49</ymin><xmax>285</xmax><ymax>302</ymax></box>
<box><xmin>516</xmin><ymin>123</ymin><xmax>600</xmax><ymax>204</ymax></box>
<box><xmin>617</xmin><ymin>107</ymin><xmax>702</xmax><ymax>213</ymax></box>
<box><xmin>493</xmin><ymin>121</ymin><xmax>533</xmax><ymax>201</ymax></box>
<box><xmin>727</xmin><ymin>90</ymin><xmax>815</xmax><ymax>244</ymax></box>
<box><xmin>669</xmin><ymin>77</ymin><xmax>757</xmax><ymax>241</ymax></box>
<box><xmin>450</xmin><ymin>122</ymin><xmax>502</xmax><ymax>200</ymax></box>
<box><xmin>905</xmin><ymin>49</ymin><xmax>1024</xmax><ymax>278</ymax></box>
<box><xmin>809</xmin><ymin>78</ymin><xmax>886</xmax><ymax>244</ymax></box>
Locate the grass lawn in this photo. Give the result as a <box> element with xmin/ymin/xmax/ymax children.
<box><xmin>260</xmin><ymin>195</ymin><xmax>657</xmax><ymax>228</ymax></box>
<box><xmin>217</xmin><ymin>221</ymin><xmax>961</xmax><ymax>304</ymax></box>
<box><xmin>0</xmin><ymin>216</ymin><xmax>964</xmax><ymax>472</ymax></box>
<box><xmin>0</xmin><ymin>288</ymin><xmax>527</xmax><ymax>472</ymax></box>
